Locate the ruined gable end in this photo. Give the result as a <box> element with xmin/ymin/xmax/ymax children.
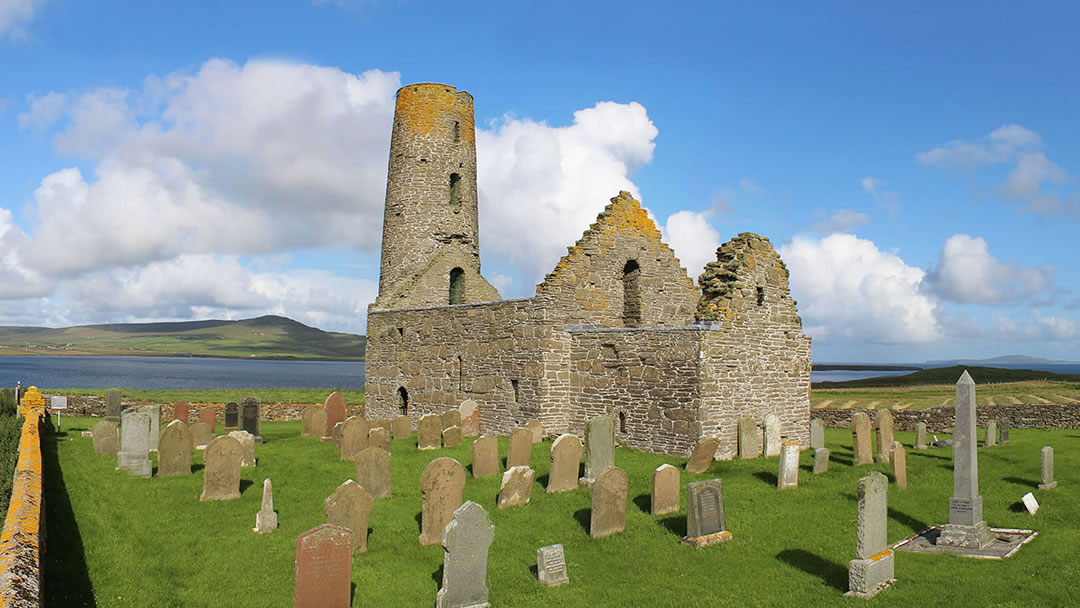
<box><xmin>695</xmin><ymin>232</ymin><xmax>802</xmax><ymax>328</ymax></box>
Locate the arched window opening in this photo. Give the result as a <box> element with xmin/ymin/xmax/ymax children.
<box><xmin>618</xmin><ymin>411</ymin><xmax>628</xmax><ymax>434</ymax></box>
<box><xmin>449</xmin><ymin>173</ymin><xmax>461</xmax><ymax>206</ymax></box>
<box><xmin>449</xmin><ymin>267</ymin><xmax>465</xmax><ymax>305</ymax></box>
<box><xmin>622</xmin><ymin>260</ymin><xmax>642</xmax><ymax>327</ymax></box>
<box><xmin>397</xmin><ymin>387</ymin><xmax>409</xmax><ymax>416</ymax></box>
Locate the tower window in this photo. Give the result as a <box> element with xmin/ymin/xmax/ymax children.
<box><xmin>618</xmin><ymin>411</ymin><xmax>627</xmax><ymax>434</ymax></box>
<box><xmin>622</xmin><ymin>260</ymin><xmax>642</xmax><ymax>328</ymax></box>
<box><xmin>756</xmin><ymin>286</ymin><xmax>765</xmax><ymax>307</ymax></box>
<box><xmin>397</xmin><ymin>386</ymin><xmax>408</xmax><ymax>416</ymax></box>
<box><xmin>449</xmin><ymin>267</ymin><xmax>464</xmax><ymax>305</ymax></box>
<box><xmin>449</xmin><ymin>173</ymin><xmax>461</xmax><ymax>206</ymax></box>
<box><xmin>511</xmin><ymin>379</ymin><xmax>520</xmax><ymax>403</ymax></box>
<box><xmin>453</xmin><ymin>121</ymin><xmax>460</xmax><ymax>142</ymax></box>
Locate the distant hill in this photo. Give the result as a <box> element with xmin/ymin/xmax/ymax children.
<box><xmin>0</xmin><ymin>315</ymin><xmax>365</xmax><ymax>361</ymax></box>
<box><xmin>926</xmin><ymin>354</ymin><xmax>1079</xmax><ymax>365</ymax></box>
<box><xmin>813</xmin><ymin>365</ymin><xmax>1080</xmax><ymax>388</ymax></box>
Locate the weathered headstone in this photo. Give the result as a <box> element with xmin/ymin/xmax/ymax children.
<box><xmin>190</xmin><ymin>421</ymin><xmax>213</xmax><ymax>449</ymax></box>
<box><xmin>985</xmin><ymin>419</ymin><xmax>997</xmax><ymax>447</ymax></box>
<box><xmin>737</xmin><ymin>416</ymin><xmax>760</xmax><ymax>459</ymax></box>
<box><xmin>200</xmin><ymin>435</ymin><xmax>243</xmax><ymax>501</ymax></box>
<box><xmin>581</xmin><ymin>415</ymin><xmax>615</xmax><ymax>485</ymax></box>
<box><xmin>224</xmin><ymin>402</ymin><xmax>239</xmax><ymax>431</ymax></box>
<box><xmin>590</xmin><ymin>466</ymin><xmax>628</xmax><ymax>539</ymax></box>
<box><xmin>682</xmin><ymin>478</ymin><xmax>732</xmax><ymax>547</ymax></box>
<box><xmin>136</xmin><ymin>404</ymin><xmax>161</xmax><ymax>452</ymax></box>
<box><xmin>471</xmin><ymin>435</ymin><xmax>499</xmax><ymax>478</ymax></box>
<box><xmin>1039</xmin><ymin>446</ymin><xmax>1057</xmax><ymax>490</ymax></box>
<box><xmin>441</xmin><ymin>409</ymin><xmax>462</xmax><ymax>432</ymax></box>
<box><xmin>254</xmin><ymin>478</ymin><xmax>277</xmax><ymax>534</ymax></box>
<box><xmin>846</xmin><ymin>472</ymin><xmax>894</xmax><ymax>598</ymax></box>
<box><xmin>420</xmin><ymin>457</ymin><xmax>467</xmax><ymax>546</ymax></box>
<box><xmin>340</xmin><ymin>417</ymin><xmax>369</xmax><ymax>461</ymax></box>
<box><xmin>526</xmin><ymin>419</ymin><xmax>544</xmax><ymax>443</ymax></box>
<box><xmin>324</xmin><ymin>479</ymin><xmax>374</xmax><ymax>554</ymax></box>
<box><xmin>809</xmin><ymin>419</ymin><xmax>825</xmax><ymax>450</ymax></box>
<box><xmin>157</xmin><ymin>420</ymin><xmax>192</xmax><ymax>477</ymax></box>
<box><xmin>294</xmin><ymin>524</ymin><xmax>352</xmax><ymax>608</ymax></box>
<box><xmin>117</xmin><ymin>410</ymin><xmax>151</xmax><ymax>477</ymax></box>
<box><xmin>777</xmin><ymin>441</ymin><xmax>800</xmax><ymax>489</ymax></box>
<box><xmin>310</xmin><ymin>408</ymin><xmax>326</xmax><ymax>442</ymax></box>
<box><xmin>331</xmin><ymin>421</ymin><xmax>345</xmax><ymax>451</ymax></box>
<box><xmin>240</xmin><ymin>396</ymin><xmax>261</xmax><ymax>442</ymax></box>
<box><xmin>851</xmin><ymin>412</ymin><xmax>873</xmax><ymax>466</ymax></box>
<box><xmin>323</xmin><ymin>391</ymin><xmax>347</xmax><ymax>441</ymax></box>
<box><xmin>915</xmin><ymin>422</ymin><xmax>928</xmax><ymax>450</ymax></box>
<box><xmin>764</xmin><ymin>413</ymin><xmax>781</xmax><ymax>457</ymax></box>
<box><xmin>228</xmin><ymin>430</ymin><xmax>257</xmax><ymax>467</ymax></box>
<box><xmin>874</xmin><ymin>409</ymin><xmax>894</xmax><ymax>464</ymax></box>
<box><xmin>547</xmin><ymin>434</ymin><xmax>582</xmax><ymax>494</ymax></box>
<box><xmin>891</xmin><ymin>441</ymin><xmax>907</xmax><ymax>489</ymax></box>
<box><xmin>418</xmin><ymin>414</ymin><xmax>442</xmax><ymax>450</ymax></box>
<box><xmin>497</xmin><ymin>465</ymin><xmax>535</xmax><ymax>509</ymax></box>
<box><xmin>536</xmin><ymin>544</ymin><xmax>569</xmax><ymax>587</ymax></box>
<box><xmin>459</xmin><ymin>399</ymin><xmax>480</xmax><ymax>436</ymax></box>
<box><xmin>172</xmin><ymin>401</ymin><xmax>190</xmax><ymax>424</ymax></box>
<box><xmin>105</xmin><ymin>388</ymin><xmax>122</xmax><ymax>423</ymax></box>
<box><xmin>999</xmin><ymin>418</ymin><xmax>1010</xmax><ymax>443</ymax></box>
<box><xmin>437</xmin><ymin>501</ymin><xmax>494</xmax><ymax>608</ymax></box>
<box><xmin>937</xmin><ymin>371</ymin><xmax>994</xmax><ymax>549</ymax></box>
<box><xmin>1021</xmin><ymin>492</ymin><xmax>1039</xmax><ymax>515</ymax></box>
<box><xmin>813</xmin><ymin>447</ymin><xmax>830</xmax><ymax>474</ymax></box>
<box><xmin>377</xmin><ymin>419</ymin><xmax>393</xmax><ymax>432</ymax></box>
<box><xmin>506</xmin><ymin>428</ymin><xmax>532</xmax><ymax>469</ymax></box>
<box><xmin>92</xmin><ymin>420</ymin><xmax>119</xmax><ymax>456</ymax></box>
<box><xmin>368</xmin><ymin>427</ymin><xmax>391</xmax><ymax>453</ymax></box>
<box><xmin>199</xmin><ymin>407</ymin><xmax>217</xmax><ymax>432</ymax></box>
<box><xmin>442</xmin><ymin>425</ymin><xmax>463</xmax><ymax>448</ymax></box>
<box><xmin>652</xmin><ymin>463</ymin><xmax>680</xmax><ymax>516</ymax></box>
<box><xmin>392</xmin><ymin>415</ymin><xmax>412</xmax><ymax>440</ymax></box>
<box><xmin>685</xmin><ymin>437</ymin><xmax>718</xmax><ymax>474</ymax></box>
<box><xmin>301</xmin><ymin>407</ymin><xmax>317</xmax><ymax>437</ymax></box>
<box><xmin>354</xmin><ymin>447</ymin><xmax>392</xmax><ymax>499</ymax></box>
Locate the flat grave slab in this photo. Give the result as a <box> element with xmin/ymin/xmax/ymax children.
<box><xmin>892</xmin><ymin>526</ymin><xmax>1037</xmax><ymax>560</ymax></box>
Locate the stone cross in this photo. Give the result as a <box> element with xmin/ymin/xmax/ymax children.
<box><xmin>420</xmin><ymin>457</ymin><xmax>467</xmax><ymax>546</ymax></box>
<box><xmin>651</xmin><ymin>463</ymin><xmax>680</xmax><ymax>516</ymax></box>
<box><xmin>190</xmin><ymin>422</ymin><xmax>213</xmax><ymax>449</ymax></box>
<box><xmin>92</xmin><ymin>420</ymin><xmax>119</xmax><ymax>456</ymax></box>
<box><xmin>324</xmin><ymin>479</ymin><xmax>374</xmax><ymax>554</ymax></box>
<box><xmin>846</xmin><ymin>472</ymin><xmax>894</xmax><ymax>598</ymax></box>
<box><xmin>581</xmin><ymin>415</ymin><xmax>615</xmax><ymax>485</ymax></box>
<box><xmin>437</xmin><ymin>501</ymin><xmax>494</xmax><ymax>608</ymax></box>
<box><xmin>809</xmin><ymin>419</ymin><xmax>824</xmax><ymax>450</ymax></box>
<box><xmin>497</xmin><ymin>465</ymin><xmax>534</xmax><ymax>509</ymax></box>
<box><xmin>172</xmin><ymin>401</ymin><xmax>190</xmax><ymax>424</ymax></box>
<box><xmin>224</xmin><ymin>402</ymin><xmax>239</xmax><ymax>431</ymax></box>
<box><xmin>999</xmin><ymin>418</ymin><xmax>1010</xmax><ymax>443</ymax></box>
<box><xmin>851</xmin><ymin>412</ymin><xmax>872</xmax><ymax>466</ymax></box>
<box><xmin>354</xmin><ymin>447</ymin><xmax>392</xmax><ymax>499</ymax></box>
<box><xmin>240</xmin><ymin>396</ymin><xmax>261</xmax><ymax>441</ymax></box>
<box><xmin>200</xmin><ymin>435</ymin><xmax>243</xmax><ymax>501</ymax></box>
<box><xmin>228</xmin><ymin>430</ymin><xmax>257</xmax><ymax>467</ymax></box>
<box><xmin>737</xmin><ymin>416</ymin><xmax>760</xmax><ymax>459</ymax></box>
<box><xmin>442</xmin><ymin>425</ymin><xmax>463</xmax><ymax>448</ymax></box>
<box><xmin>117</xmin><ymin>410</ymin><xmax>151</xmax><ymax>478</ymax></box>
<box><xmin>293</xmin><ymin>524</ymin><xmax>352</xmax><ymax>608</ymax></box>
<box><xmin>441</xmin><ymin>409</ymin><xmax>462</xmax><ymax>431</ymax></box>
<box><xmin>506</xmin><ymin>428</ymin><xmax>532</xmax><ymax>468</ymax></box>
<box><xmin>418</xmin><ymin>414</ymin><xmax>442</xmax><ymax>450</ymax></box>
<box><xmin>254</xmin><ymin>478</ymin><xmax>277</xmax><ymax>534</ymax></box>
<box><xmin>813</xmin><ymin>447</ymin><xmax>829</xmax><ymax>474</ymax></box>
<box><xmin>682</xmin><ymin>478</ymin><xmax>732</xmax><ymax>547</ymax></box>
<box><xmin>323</xmin><ymin>392</ymin><xmax>347</xmax><ymax>441</ymax></box>
<box><xmin>937</xmin><ymin>371</ymin><xmax>994</xmax><ymax>549</ymax></box>
<box><xmin>340</xmin><ymin>417</ymin><xmax>369</xmax><ymax>461</ymax></box>
<box><xmin>890</xmin><ymin>441</ymin><xmax>907</xmax><ymax>489</ymax></box>
<box><xmin>526</xmin><ymin>419</ymin><xmax>544</xmax><ymax>443</ymax></box>
<box><xmin>198</xmin><ymin>407</ymin><xmax>217</xmax><ymax>433</ymax></box>
<box><xmin>105</xmin><ymin>388</ymin><xmax>121</xmax><ymax>423</ymax></box>
<box><xmin>763</xmin><ymin>413</ymin><xmax>781</xmax><ymax>457</ymax></box>
<box><xmin>874</xmin><ymin>409</ymin><xmax>894</xmax><ymax>464</ymax></box>
<box><xmin>590</xmin><ymin>466</ymin><xmax>627</xmax><ymax>538</ymax></box>
<box><xmin>685</xmin><ymin>437</ymin><xmax>718</xmax><ymax>474</ymax></box>
<box><xmin>459</xmin><ymin>399</ymin><xmax>480</xmax><ymax>436</ymax></box>
<box><xmin>547</xmin><ymin>434</ymin><xmax>582</xmax><ymax>494</ymax></box>
<box><xmin>777</xmin><ymin>441</ymin><xmax>799</xmax><ymax>489</ymax></box>
<box><xmin>392</xmin><ymin>415</ymin><xmax>412</xmax><ymax>440</ymax></box>
<box><xmin>537</xmin><ymin>544</ymin><xmax>569</xmax><ymax>587</ymax></box>
<box><xmin>985</xmin><ymin>419</ymin><xmax>997</xmax><ymax>447</ymax></box>
<box><xmin>157</xmin><ymin>420</ymin><xmax>192</xmax><ymax>477</ymax></box>
<box><xmin>915</xmin><ymin>422</ymin><xmax>928</xmax><ymax>450</ymax></box>
<box><xmin>471</xmin><ymin>435</ymin><xmax>499</xmax><ymax>478</ymax></box>
<box><xmin>1039</xmin><ymin>446</ymin><xmax>1057</xmax><ymax>490</ymax></box>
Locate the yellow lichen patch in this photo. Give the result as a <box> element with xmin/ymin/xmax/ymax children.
<box><xmin>395</xmin><ymin>84</ymin><xmax>475</xmax><ymax>143</ymax></box>
<box><xmin>0</xmin><ymin>410</ymin><xmax>45</xmax><ymax>604</ymax></box>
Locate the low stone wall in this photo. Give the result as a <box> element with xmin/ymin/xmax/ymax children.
<box><xmin>60</xmin><ymin>397</ymin><xmax>364</xmax><ymax>422</ymax></box>
<box><xmin>812</xmin><ymin>403</ymin><xmax>1080</xmax><ymax>432</ymax></box>
<box><xmin>0</xmin><ymin>407</ymin><xmax>46</xmax><ymax>607</ymax></box>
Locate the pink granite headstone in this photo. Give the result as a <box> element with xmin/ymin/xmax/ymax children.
<box><xmin>199</xmin><ymin>408</ymin><xmax>217</xmax><ymax>433</ymax></box>
<box><xmin>323</xmin><ymin>392</ymin><xmax>347</xmax><ymax>441</ymax></box>
<box><xmin>294</xmin><ymin>523</ymin><xmax>352</xmax><ymax>608</ymax></box>
<box><xmin>172</xmin><ymin>401</ymin><xmax>190</xmax><ymax>424</ymax></box>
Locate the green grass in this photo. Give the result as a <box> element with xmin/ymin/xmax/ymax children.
<box><xmin>812</xmin><ymin>380</ymin><xmax>1080</xmax><ymax>410</ymax></box>
<box><xmin>44</xmin><ymin>388</ymin><xmax>366</xmax><ymax>405</ymax></box>
<box><xmin>44</xmin><ymin>418</ymin><xmax>1080</xmax><ymax>607</ymax></box>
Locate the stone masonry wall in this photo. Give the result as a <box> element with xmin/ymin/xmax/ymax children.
<box><xmin>812</xmin><ymin>404</ymin><xmax>1080</xmax><ymax>432</ymax></box>
<box><xmin>59</xmin><ymin>396</ymin><xmax>364</xmax><ymax>422</ymax></box>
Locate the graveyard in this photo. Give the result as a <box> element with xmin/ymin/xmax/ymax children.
<box><xmin>40</xmin><ymin>409</ymin><xmax>1080</xmax><ymax>607</ymax></box>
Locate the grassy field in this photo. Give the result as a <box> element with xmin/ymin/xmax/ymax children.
<box><xmin>811</xmin><ymin>380</ymin><xmax>1080</xmax><ymax>410</ymax></box>
<box><xmin>44</xmin><ymin>418</ymin><xmax>1080</xmax><ymax>607</ymax></box>
<box><xmin>45</xmin><ymin>387</ymin><xmax>367</xmax><ymax>405</ymax></box>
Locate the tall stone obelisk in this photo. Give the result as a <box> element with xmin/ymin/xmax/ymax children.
<box><xmin>937</xmin><ymin>370</ymin><xmax>994</xmax><ymax>549</ymax></box>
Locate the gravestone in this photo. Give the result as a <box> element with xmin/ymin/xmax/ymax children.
<box><xmin>340</xmin><ymin>417</ymin><xmax>369</xmax><ymax>461</ymax></box>
<box><xmin>392</xmin><ymin>415</ymin><xmax>412</xmax><ymax>440</ymax></box>
<box><xmin>310</xmin><ymin>408</ymin><xmax>326</xmax><ymax>442</ymax></box>
<box><xmin>846</xmin><ymin>472</ymin><xmax>894</xmax><ymax>598</ymax></box>
<box><xmin>157</xmin><ymin>420</ymin><xmax>192</xmax><ymax>477</ymax></box>
<box><xmin>172</xmin><ymin>401</ymin><xmax>190</xmax><ymax>424</ymax></box>
<box><xmin>200</xmin><ymin>435</ymin><xmax>243</xmax><ymax>501</ymax></box>
<box><xmin>737</xmin><ymin>416</ymin><xmax>760</xmax><ymax>459</ymax></box>
<box><xmin>497</xmin><ymin>465</ymin><xmax>535</xmax><ymax>509</ymax></box>
<box><xmin>764</xmin><ymin>414</ymin><xmax>781</xmax><ymax>457</ymax></box>
<box><xmin>368</xmin><ymin>427</ymin><xmax>391</xmax><ymax>453</ymax></box>
<box><xmin>1039</xmin><ymin>446</ymin><xmax>1057</xmax><ymax>490</ymax></box>
<box><xmin>685</xmin><ymin>437</ymin><xmax>718</xmax><ymax>474</ymax></box>
<box><xmin>537</xmin><ymin>544</ymin><xmax>569</xmax><ymax>587</ymax></box>
<box><xmin>199</xmin><ymin>407</ymin><xmax>217</xmax><ymax>432</ymax></box>
<box><xmin>874</xmin><ymin>409</ymin><xmax>894</xmax><ymax>464</ymax></box>
<box><xmin>332</xmin><ymin>421</ymin><xmax>345</xmax><ymax>451</ymax></box>
<box><xmin>937</xmin><ymin>371</ymin><xmax>994</xmax><ymax>549</ymax></box>
<box><xmin>813</xmin><ymin>447</ymin><xmax>830</xmax><ymax>474</ymax></box>
<box><xmin>254</xmin><ymin>478</ymin><xmax>277</xmax><ymax>534</ymax></box>
<box><xmin>117</xmin><ymin>410</ymin><xmax>151</xmax><ymax>477</ymax></box>
<box><xmin>301</xmin><ymin>407</ymin><xmax>316</xmax><ymax>437</ymax></box>
<box><xmin>809</xmin><ymin>419</ymin><xmax>825</xmax><ymax>450</ymax></box>
<box><xmin>105</xmin><ymin>388</ymin><xmax>122</xmax><ymax>423</ymax></box>
<box><xmin>437</xmin><ymin>501</ymin><xmax>494</xmax><ymax>608</ymax></box>
<box><xmin>526</xmin><ymin>419</ymin><xmax>544</xmax><ymax>443</ymax></box>
<box><xmin>851</xmin><ymin>412</ymin><xmax>873</xmax><ymax>466</ymax></box>
<box><xmin>459</xmin><ymin>399</ymin><xmax>480</xmax><ymax>436</ymax></box>
<box><xmin>418</xmin><ymin>414</ymin><xmax>442</xmax><ymax>450</ymax></box>
<box><xmin>1021</xmin><ymin>492</ymin><xmax>1039</xmax><ymax>515</ymax></box>
<box><xmin>324</xmin><ymin>479</ymin><xmax>374</xmax><ymax>553</ymax></box>
<box><xmin>190</xmin><ymin>422</ymin><xmax>213</xmax><ymax>449</ymax></box>
<box><xmin>294</xmin><ymin>524</ymin><xmax>352</xmax><ymax>608</ymax></box>
<box><xmin>652</xmin><ymin>463</ymin><xmax>680</xmax><ymax>516</ymax></box>
<box><xmin>354</xmin><ymin>447</ymin><xmax>392</xmax><ymax>499</ymax></box>
<box><xmin>323</xmin><ymin>391</ymin><xmax>347</xmax><ymax>441</ymax></box>
<box><xmin>999</xmin><ymin>418</ymin><xmax>1010</xmax><ymax>443</ymax></box>
<box><xmin>547</xmin><ymin>434</ymin><xmax>582</xmax><ymax>494</ymax></box>
<box><xmin>92</xmin><ymin>420</ymin><xmax>119</xmax><ymax>456</ymax></box>
<box><xmin>777</xmin><ymin>441</ymin><xmax>799</xmax><ymax>489</ymax></box>
<box><xmin>136</xmin><ymin>404</ymin><xmax>161</xmax><ymax>452</ymax></box>
<box><xmin>377</xmin><ymin>419</ymin><xmax>393</xmax><ymax>432</ymax></box>
<box><xmin>891</xmin><ymin>441</ymin><xmax>907</xmax><ymax>489</ymax></box>
<box><xmin>442</xmin><ymin>425</ymin><xmax>463</xmax><ymax>448</ymax></box>
<box><xmin>224</xmin><ymin>402</ymin><xmax>239</xmax><ymax>431</ymax></box>
<box><xmin>471</xmin><ymin>435</ymin><xmax>499</xmax><ymax>478</ymax></box>
<box><xmin>985</xmin><ymin>420</ymin><xmax>997</xmax><ymax>447</ymax></box>
<box><xmin>506</xmin><ymin>428</ymin><xmax>532</xmax><ymax>468</ymax></box>
<box><xmin>240</xmin><ymin>396</ymin><xmax>261</xmax><ymax>442</ymax></box>
<box><xmin>228</xmin><ymin>430</ymin><xmax>257</xmax><ymax>467</ymax></box>
<box><xmin>420</xmin><ymin>457</ymin><xmax>467</xmax><ymax>546</ymax></box>
<box><xmin>441</xmin><ymin>409</ymin><xmax>462</xmax><ymax>431</ymax></box>
<box><xmin>581</xmin><ymin>415</ymin><xmax>615</xmax><ymax>485</ymax></box>
<box><xmin>590</xmin><ymin>466</ymin><xmax>628</xmax><ymax>539</ymax></box>
<box><xmin>915</xmin><ymin>422</ymin><xmax>928</xmax><ymax>450</ymax></box>
<box><xmin>682</xmin><ymin>478</ymin><xmax>732</xmax><ymax>547</ymax></box>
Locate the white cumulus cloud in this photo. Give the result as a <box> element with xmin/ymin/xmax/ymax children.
<box><xmin>812</xmin><ymin>209</ymin><xmax>869</xmax><ymax>234</ymax></box>
<box><xmin>923</xmin><ymin>234</ymin><xmax>1055</xmax><ymax>304</ymax></box>
<box><xmin>662</xmin><ymin>210</ymin><xmax>720</xmax><ymax>282</ymax></box>
<box><xmin>0</xmin><ymin>0</ymin><xmax>47</xmax><ymax>39</ymax></box>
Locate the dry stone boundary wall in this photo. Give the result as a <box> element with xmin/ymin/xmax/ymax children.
<box><xmin>813</xmin><ymin>404</ymin><xmax>1080</xmax><ymax>432</ymax></box>
<box><xmin>0</xmin><ymin>404</ymin><xmax>46</xmax><ymax>607</ymax></box>
<box><xmin>59</xmin><ymin>397</ymin><xmax>364</xmax><ymax>422</ymax></box>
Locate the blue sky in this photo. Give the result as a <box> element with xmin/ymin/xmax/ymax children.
<box><xmin>1</xmin><ymin>1</ymin><xmax>1078</xmax><ymax>363</ymax></box>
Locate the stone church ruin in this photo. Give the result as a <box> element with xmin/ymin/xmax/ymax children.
<box><xmin>365</xmin><ymin>83</ymin><xmax>811</xmax><ymax>458</ymax></box>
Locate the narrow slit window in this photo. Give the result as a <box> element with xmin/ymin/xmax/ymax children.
<box><xmin>449</xmin><ymin>267</ymin><xmax>464</xmax><ymax>305</ymax></box>
<box><xmin>453</xmin><ymin>121</ymin><xmax>460</xmax><ymax>142</ymax></box>
<box><xmin>622</xmin><ymin>260</ymin><xmax>642</xmax><ymax>327</ymax></box>
<box><xmin>397</xmin><ymin>387</ymin><xmax>409</xmax><ymax>416</ymax></box>
<box><xmin>457</xmin><ymin>355</ymin><xmax>463</xmax><ymax>392</ymax></box>
<box><xmin>618</xmin><ymin>411</ymin><xmax>627</xmax><ymax>433</ymax></box>
<box><xmin>449</xmin><ymin>173</ymin><xmax>461</xmax><ymax>206</ymax></box>
<box><xmin>756</xmin><ymin>286</ymin><xmax>765</xmax><ymax>307</ymax></box>
<box><xmin>511</xmin><ymin>379</ymin><xmax>520</xmax><ymax>403</ymax></box>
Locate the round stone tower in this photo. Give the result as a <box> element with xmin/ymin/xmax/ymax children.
<box><xmin>374</xmin><ymin>83</ymin><xmax>500</xmax><ymax>309</ymax></box>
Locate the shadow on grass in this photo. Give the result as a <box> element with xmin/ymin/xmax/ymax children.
<box><xmin>415</xmin><ymin>511</ymin><xmax>423</xmax><ymax>535</ymax></box>
<box><xmin>831</xmin><ymin>455</ymin><xmax>854</xmax><ymax>467</ymax></box>
<box><xmin>192</xmin><ymin>463</ymin><xmax>204</xmax><ymax>473</ymax></box>
<box><xmin>573</xmin><ymin>508</ymin><xmax>591</xmax><ymax>534</ymax></box>
<box><xmin>776</xmin><ymin>549</ymin><xmax>847</xmax><ymax>592</ymax></box>
<box><xmin>350</xmin><ymin>582</ymin><xmax>357</xmax><ymax>607</ymax></box>
<box><xmin>887</xmin><ymin>506</ymin><xmax>928</xmax><ymax>534</ymax></box>
<box><xmin>42</xmin><ymin>429</ymin><xmax>97</xmax><ymax>606</ymax></box>
<box><xmin>1009</xmin><ymin>501</ymin><xmax>1029</xmax><ymax>514</ymax></box>
<box><xmin>1003</xmin><ymin>476</ymin><xmax>1038</xmax><ymax>489</ymax></box>
<box><xmin>239</xmin><ymin>479</ymin><xmax>255</xmax><ymax>494</ymax></box>
<box><xmin>536</xmin><ymin>473</ymin><xmax>549</xmax><ymax>488</ymax></box>
<box><xmin>431</xmin><ymin>563</ymin><xmax>444</xmax><ymax>588</ymax></box>
<box><xmin>632</xmin><ymin>494</ymin><xmax>651</xmax><ymax>514</ymax></box>
<box><xmin>916</xmin><ymin>452</ymin><xmax>952</xmax><ymax>462</ymax></box>
<box><xmin>659</xmin><ymin>515</ymin><xmax>686</xmax><ymax>538</ymax></box>
<box><xmin>752</xmin><ymin>471</ymin><xmax>778</xmax><ymax>486</ymax></box>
